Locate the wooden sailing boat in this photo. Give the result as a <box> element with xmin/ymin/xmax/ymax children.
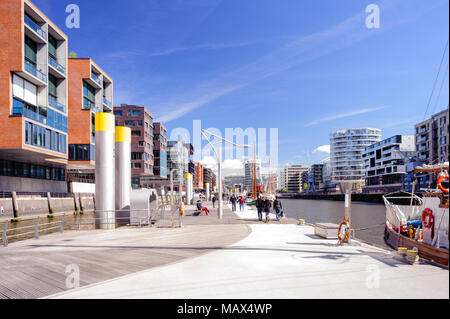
<box><xmin>383</xmin><ymin>162</ymin><xmax>449</xmax><ymax>267</ymax></box>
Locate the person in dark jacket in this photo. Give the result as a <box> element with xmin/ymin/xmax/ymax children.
<box><xmin>263</xmin><ymin>197</ymin><xmax>272</xmax><ymax>223</ymax></box>
<box><xmin>273</xmin><ymin>197</ymin><xmax>283</xmax><ymax>220</ymax></box>
<box><xmin>212</xmin><ymin>195</ymin><xmax>217</xmax><ymax>208</ymax></box>
<box><xmin>230</xmin><ymin>194</ymin><xmax>237</xmax><ymax>212</ymax></box>
<box><xmin>255</xmin><ymin>195</ymin><xmax>264</xmax><ymax>221</ymax></box>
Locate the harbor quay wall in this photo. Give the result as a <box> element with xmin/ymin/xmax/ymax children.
<box><xmin>284</xmin><ymin>193</ymin><xmax>424</xmax><ymax>204</ymax></box>
<box><xmin>0</xmin><ymin>193</ymin><xmax>95</xmax><ymax>220</ymax></box>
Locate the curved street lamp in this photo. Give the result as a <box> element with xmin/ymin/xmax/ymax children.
<box><xmin>201</xmin><ymin>129</ymin><xmax>249</xmax><ymax>220</ymax></box>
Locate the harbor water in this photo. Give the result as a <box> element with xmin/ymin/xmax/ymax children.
<box><xmin>280</xmin><ymin>199</ymin><xmax>388</xmax><ymax>248</ymax></box>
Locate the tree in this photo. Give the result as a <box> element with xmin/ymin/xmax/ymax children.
<box><xmin>69</xmin><ymin>51</ymin><xmax>78</xmax><ymax>58</ymax></box>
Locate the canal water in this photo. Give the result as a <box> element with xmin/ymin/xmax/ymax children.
<box><xmin>280</xmin><ymin>199</ymin><xmax>388</xmax><ymax>248</ymax></box>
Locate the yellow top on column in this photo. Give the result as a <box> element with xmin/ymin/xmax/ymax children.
<box><xmin>95</xmin><ymin>113</ymin><xmax>115</xmax><ymax>132</ymax></box>
<box><xmin>115</xmin><ymin>127</ymin><xmax>131</xmax><ymax>143</ymax></box>
<box><xmin>185</xmin><ymin>173</ymin><xmax>192</xmax><ymax>179</ymax></box>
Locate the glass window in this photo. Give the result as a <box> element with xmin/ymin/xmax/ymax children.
<box><xmin>132</xmin><ymin>110</ymin><xmax>141</xmax><ymax>117</ymax></box>
<box><xmin>24</xmin><ymin>36</ymin><xmax>37</xmax><ymax>64</ymax></box>
<box><xmin>125</xmin><ymin>120</ymin><xmax>135</xmax><ymax>126</ymax></box>
<box><xmin>48</xmin><ymin>74</ymin><xmax>58</xmax><ymax>98</ymax></box>
<box><xmin>113</xmin><ymin>110</ymin><xmax>122</xmax><ymax>116</ymax></box>
<box><xmin>440</xmin><ymin>117</ymin><xmax>447</xmax><ymax>125</ymax></box>
<box><xmin>48</xmin><ymin>35</ymin><xmax>57</xmax><ymax>59</ymax></box>
<box><xmin>441</xmin><ymin>136</ymin><xmax>447</xmax><ymax>145</ymax></box>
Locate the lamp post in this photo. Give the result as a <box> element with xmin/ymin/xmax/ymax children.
<box><xmin>201</xmin><ymin>129</ymin><xmax>249</xmax><ymax>220</ymax></box>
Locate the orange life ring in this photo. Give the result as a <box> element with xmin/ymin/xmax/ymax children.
<box><xmin>421</xmin><ymin>208</ymin><xmax>434</xmax><ymax>228</ymax></box>
<box><xmin>437</xmin><ymin>173</ymin><xmax>449</xmax><ymax>193</ymax></box>
<box><xmin>337</xmin><ymin>219</ymin><xmax>350</xmax><ymax>246</ymax></box>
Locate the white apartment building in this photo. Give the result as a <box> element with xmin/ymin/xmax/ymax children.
<box><xmin>330</xmin><ymin>128</ymin><xmax>382</xmax><ymax>182</ymax></box>
<box><xmin>362</xmin><ymin>135</ymin><xmax>415</xmax><ymax>192</ymax></box>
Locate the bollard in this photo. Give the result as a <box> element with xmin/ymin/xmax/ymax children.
<box><xmin>2</xmin><ymin>222</ymin><xmax>8</xmax><ymax>247</ymax></box>
<box><xmin>115</xmin><ymin>126</ymin><xmax>131</xmax><ymax>226</ymax></box>
<box><xmin>34</xmin><ymin>217</ymin><xmax>40</xmax><ymax>239</ymax></box>
<box><xmin>95</xmin><ymin>113</ymin><xmax>116</xmax><ymax>230</ymax></box>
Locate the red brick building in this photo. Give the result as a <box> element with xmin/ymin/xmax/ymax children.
<box><xmin>113</xmin><ymin>104</ymin><xmax>154</xmax><ymax>188</ymax></box>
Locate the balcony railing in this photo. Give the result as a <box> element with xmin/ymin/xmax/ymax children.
<box><xmin>91</xmin><ymin>73</ymin><xmax>102</xmax><ymax>86</ymax></box>
<box><xmin>24</xmin><ymin>60</ymin><xmax>47</xmax><ymax>82</ymax></box>
<box><xmin>24</xmin><ymin>15</ymin><xmax>46</xmax><ymax>39</ymax></box>
<box><xmin>48</xmin><ymin>56</ymin><xmax>66</xmax><ymax>75</ymax></box>
<box><xmin>83</xmin><ymin>97</ymin><xmax>102</xmax><ymax>113</ymax></box>
<box><xmin>103</xmin><ymin>97</ymin><xmax>112</xmax><ymax>108</ymax></box>
<box><xmin>49</xmin><ymin>96</ymin><xmax>66</xmax><ymax>113</ymax></box>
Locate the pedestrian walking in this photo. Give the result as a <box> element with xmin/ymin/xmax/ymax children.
<box><xmin>273</xmin><ymin>197</ymin><xmax>283</xmax><ymax>220</ymax></box>
<box><xmin>256</xmin><ymin>195</ymin><xmax>264</xmax><ymax>221</ymax></box>
<box><xmin>212</xmin><ymin>195</ymin><xmax>217</xmax><ymax>208</ymax></box>
<box><xmin>230</xmin><ymin>194</ymin><xmax>237</xmax><ymax>212</ymax></box>
<box><xmin>263</xmin><ymin>197</ymin><xmax>272</xmax><ymax>223</ymax></box>
<box><xmin>239</xmin><ymin>196</ymin><xmax>245</xmax><ymax>212</ymax></box>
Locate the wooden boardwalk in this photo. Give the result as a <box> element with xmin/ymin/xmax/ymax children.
<box><xmin>0</xmin><ymin>204</ymin><xmax>297</xmax><ymax>299</ymax></box>
<box><xmin>0</xmin><ymin>213</ymin><xmax>250</xmax><ymax>298</ymax></box>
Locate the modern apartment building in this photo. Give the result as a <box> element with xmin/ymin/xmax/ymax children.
<box><xmin>308</xmin><ymin>164</ymin><xmax>324</xmax><ymax>191</ymax></box>
<box><xmin>203</xmin><ymin>167</ymin><xmax>216</xmax><ymax>190</ymax></box>
<box><xmin>193</xmin><ymin>162</ymin><xmax>204</xmax><ymax>190</ymax></box>
<box><xmin>330</xmin><ymin>128</ymin><xmax>382</xmax><ymax>182</ymax></box>
<box><xmin>167</xmin><ymin>140</ymin><xmax>189</xmax><ymax>180</ymax></box>
<box><xmin>244</xmin><ymin>159</ymin><xmax>261</xmax><ymax>192</ymax></box>
<box><xmin>153</xmin><ymin>122</ymin><xmax>167</xmax><ymax>179</ymax></box>
<box><xmin>66</xmin><ymin>58</ymin><xmax>113</xmax><ymax>186</ymax></box>
<box><xmin>414</xmin><ymin>109</ymin><xmax>449</xmax><ymax>165</ymax></box>
<box><xmin>362</xmin><ymin>135</ymin><xmax>415</xmax><ymax>193</ymax></box>
<box><xmin>282</xmin><ymin>165</ymin><xmax>309</xmax><ymax>193</ymax></box>
<box><xmin>0</xmin><ymin>0</ymin><xmax>69</xmax><ymax>192</ymax></box>
<box><xmin>113</xmin><ymin>104</ymin><xmax>154</xmax><ymax>188</ymax></box>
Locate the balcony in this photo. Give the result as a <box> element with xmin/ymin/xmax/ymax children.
<box><xmin>24</xmin><ymin>15</ymin><xmax>46</xmax><ymax>40</ymax></box>
<box><xmin>91</xmin><ymin>73</ymin><xmax>102</xmax><ymax>87</ymax></box>
<box><xmin>49</xmin><ymin>96</ymin><xmax>66</xmax><ymax>113</ymax></box>
<box><xmin>24</xmin><ymin>60</ymin><xmax>46</xmax><ymax>82</ymax></box>
<box><xmin>103</xmin><ymin>97</ymin><xmax>112</xmax><ymax>109</ymax></box>
<box><xmin>83</xmin><ymin>97</ymin><xmax>102</xmax><ymax>113</ymax></box>
<box><xmin>48</xmin><ymin>56</ymin><xmax>66</xmax><ymax>75</ymax></box>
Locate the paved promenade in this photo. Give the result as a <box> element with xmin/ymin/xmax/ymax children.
<box><xmin>48</xmin><ymin>205</ymin><xmax>449</xmax><ymax>299</ymax></box>
<box><xmin>0</xmin><ymin>205</ymin><xmax>250</xmax><ymax>299</ymax></box>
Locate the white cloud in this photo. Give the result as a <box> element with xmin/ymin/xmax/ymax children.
<box><xmin>313</xmin><ymin>145</ymin><xmax>331</xmax><ymax>154</ymax></box>
<box><xmin>304</xmin><ymin>107</ymin><xmax>386</xmax><ymax>127</ymax></box>
<box><xmin>222</xmin><ymin>159</ymin><xmax>244</xmax><ymax>170</ymax></box>
<box><xmin>200</xmin><ymin>156</ymin><xmax>217</xmax><ymax>169</ymax></box>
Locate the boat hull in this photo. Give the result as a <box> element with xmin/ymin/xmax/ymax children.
<box><xmin>384</xmin><ymin>224</ymin><xmax>449</xmax><ymax>267</ymax></box>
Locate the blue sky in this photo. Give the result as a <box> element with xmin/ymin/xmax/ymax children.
<box><xmin>34</xmin><ymin>0</ymin><xmax>449</xmax><ymax>171</ymax></box>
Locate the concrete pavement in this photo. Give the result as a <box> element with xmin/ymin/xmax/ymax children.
<box><xmin>49</xmin><ymin>207</ymin><xmax>449</xmax><ymax>299</ymax></box>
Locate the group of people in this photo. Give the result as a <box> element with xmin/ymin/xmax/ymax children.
<box><xmin>255</xmin><ymin>195</ymin><xmax>283</xmax><ymax>223</ymax></box>
<box><xmin>199</xmin><ymin>193</ymin><xmax>284</xmax><ymax>223</ymax></box>
<box><xmin>229</xmin><ymin>194</ymin><xmax>246</xmax><ymax>212</ymax></box>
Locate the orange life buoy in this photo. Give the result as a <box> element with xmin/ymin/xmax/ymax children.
<box><xmin>337</xmin><ymin>219</ymin><xmax>350</xmax><ymax>246</ymax></box>
<box><xmin>421</xmin><ymin>208</ymin><xmax>434</xmax><ymax>228</ymax></box>
<box><xmin>437</xmin><ymin>173</ymin><xmax>449</xmax><ymax>193</ymax></box>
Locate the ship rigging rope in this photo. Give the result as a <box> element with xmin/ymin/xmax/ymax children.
<box><xmin>352</xmin><ymin>223</ymin><xmax>385</xmax><ymax>232</ymax></box>
<box><xmin>423</xmin><ymin>37</ymin><xmax>449</xmax><ymax>121</ymax></box>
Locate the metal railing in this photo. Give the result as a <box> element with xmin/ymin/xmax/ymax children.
<box><xmin>1</xmin><ymin>216</ymin><xmax>64</xmax><ymax>247</ymax></box>
<box><xmin>103</xmin><ymin>97</ymin><xmax>112</xmax><ymax>108</ymax></box>
<box><xmin>91</xmin><ymin>73</ymin><xmax>102</xmax><ymax>86</ymax></box>
<box><xmin>24</xmin><ymin>15</ymin><xmax>46</xmax><ymax>39</ymax></box>
<box><xmin>48</xmin><ymin>96</ymin><xmax>66</xmax><ymax>113</ymax></box>
<box><xmin>24</xmin><ymin>60</ymin><xmax>47</xmax><ymax>82</ymax></box>
<box><xmin>48</xmin><ymin>56</ymin><xmax>66</xmax><ymax>74</ymax></box>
